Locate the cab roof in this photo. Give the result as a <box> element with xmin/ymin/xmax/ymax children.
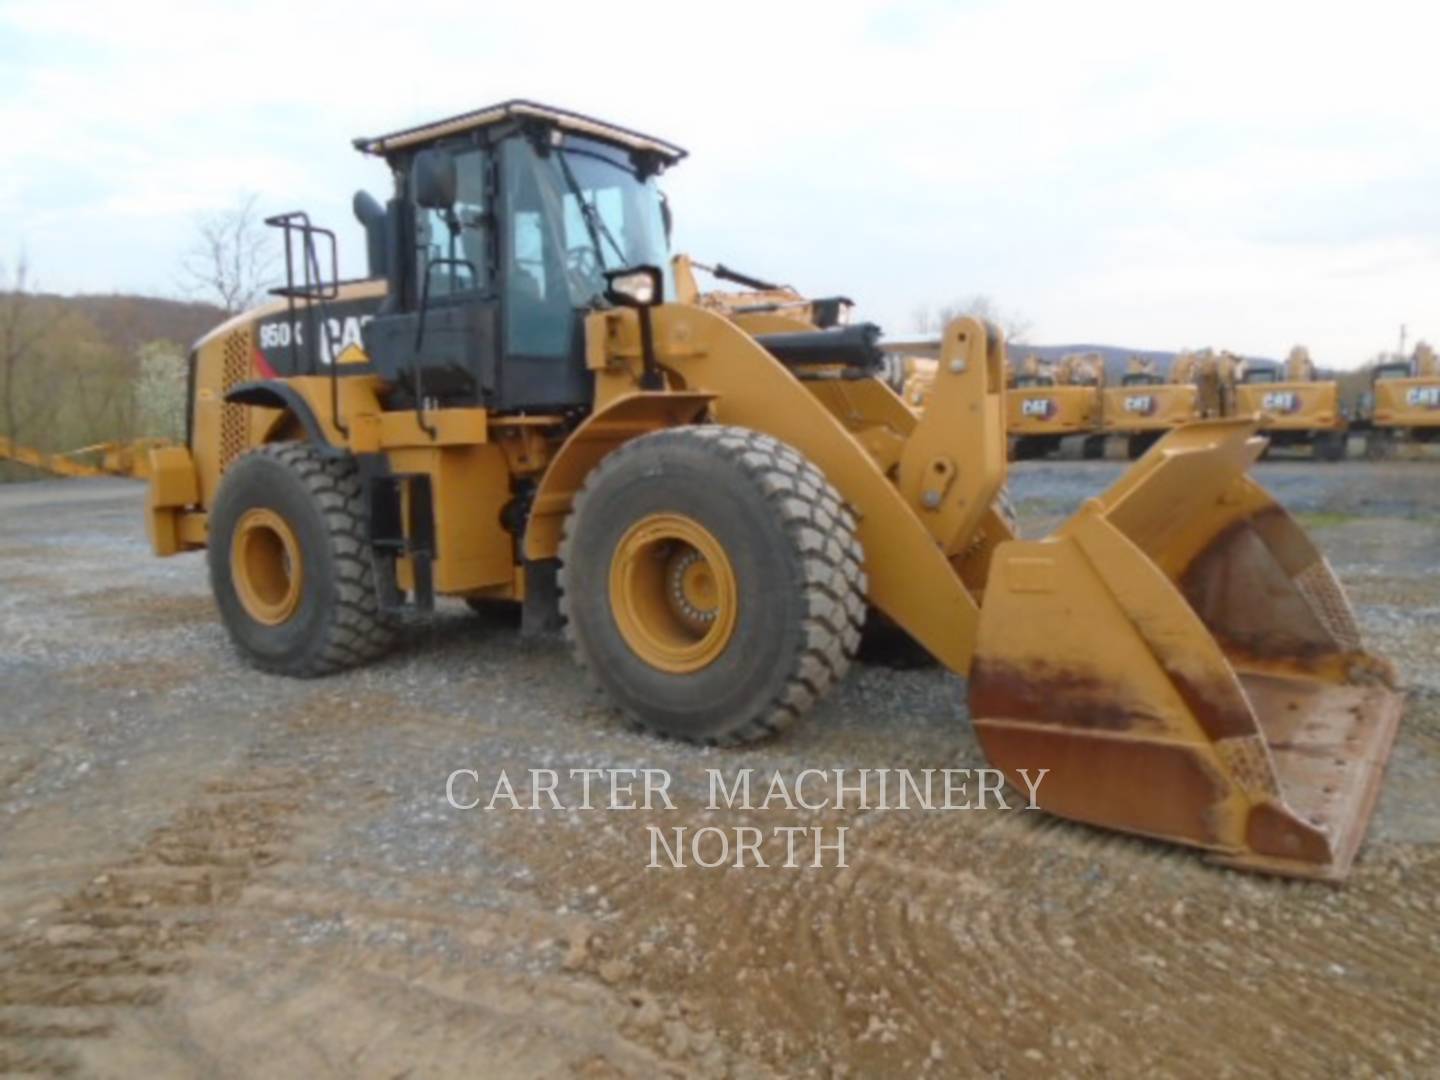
<box><xmin>353</xmin><ymin>99</ymin><xmax>687</xmax><ymax>164</ymax></box>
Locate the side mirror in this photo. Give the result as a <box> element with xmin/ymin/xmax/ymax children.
<box><xmin>413</xmin><ymin>149</ymin><xmax>456</xmax><ymax>210</ymax></box>
<box><xmin>605</xmin><ymin>266</ymin><xmax>663</xmax><ymax>308</ymax></box>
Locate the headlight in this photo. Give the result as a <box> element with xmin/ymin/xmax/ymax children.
<box><xmin>810</xmin><ymin>296</ymin><xmax>855</xmax><ymax>329</ymax></box>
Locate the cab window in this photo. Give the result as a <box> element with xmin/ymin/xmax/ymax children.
<box><xmin>413</xmin><ymin>145</ymin><xmax>489</xmax><ymax>300</ymax></box>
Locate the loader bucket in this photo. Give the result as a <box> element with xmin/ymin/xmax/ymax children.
<box><xmin>970</xmin><ymin>418</ymin><xmax>1401</xmax><ymax>880</ymax></box>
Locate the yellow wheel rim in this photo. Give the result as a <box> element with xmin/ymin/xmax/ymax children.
<box><xmin>231</xmin><ymin>508</ymin><xmax>304</xmax><ymax>626</ymax></box>
<box><xmin>609</xmin><ymin>513</ymin><xmax>738</xmax><ymax>673</ymax></box>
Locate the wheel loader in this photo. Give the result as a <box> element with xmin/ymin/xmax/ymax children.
<box><xmin>145</xmin><ymin>100</ymin><xmax>1401</xmax><ymax>880</ymax></box>
<box><xmin>1234</xmin><ymin>347</ymin><xmax>1349</xmax><ymax>462</ymax></box>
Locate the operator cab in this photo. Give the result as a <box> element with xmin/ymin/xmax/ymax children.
<box><xmin>350</xmin><ymin>101</ymin><xmax>685</xmax><ymax>414</ymax></box>
<box><xmin>1373</xmin><ymin>361</ymin><xmax>1413</xmax><ymax>382</ymax></box>
<box><xmin>1241</xmin><ymin>367</ymin><xmax>1278</xmax><ymax>384</ymax></box>
<box><xmin>1121</xmin><ymin>371</ymin><xmax>1163</xmax><ymax>387</ymax></box>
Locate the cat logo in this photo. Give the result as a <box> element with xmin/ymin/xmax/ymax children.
<box><xmin>1123</xmin><ymin>395</ymin><xmax>1156</xmax><ymax>415</ymax></box>
<box><xmin>1406</xmin><ymin>386</ymin><xmax>1440</xmax><ymax>410</ymax></box>
<box><xmin>1020</xmin><ymin>397</ymin><xmax>1056</xmax><ymax>420</ymax></box>
<box><xmin>257</xmin><ymin>313</ymin><xmax>372</xmax><ymax>367</ymax></box>
<box><xmin>1261</xmin><ymin>391</ymin><xmax>1300</xmax><ymax>413</ymax></box>
<box><xmin>333</xmin><ymin>341</ymin><xmax>369</xmax><ymax>366</ymax></box>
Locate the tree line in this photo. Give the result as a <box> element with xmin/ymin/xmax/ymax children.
<box><xmin>0</xmin><ymin>197</ymin><xmax>273</xmax><ymax>480</ymax></box>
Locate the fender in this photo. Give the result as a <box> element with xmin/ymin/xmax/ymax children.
<box><xmin>649</xmin><ymin>304</ymin><xmax>991</xmax><ymax>673</ymax></box>
<box><xmin>522</xmin><ymin>391</ymin><xmax>716</xmax><ymax>562</ymax></box>
<box><xmin>225</xmin><ymin>379</ymin><xmax>335</xmax><ymax>449</ymax></box>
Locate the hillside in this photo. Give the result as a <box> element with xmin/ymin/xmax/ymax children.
<box><xmin>4</xmin><ymin>292</ymin><xmax>227</xmax><ymax>354</ymax></box>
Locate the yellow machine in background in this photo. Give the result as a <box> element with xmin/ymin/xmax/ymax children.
<box><xmin>892</xmin><ymin>348</ymin><xmax>1108</xmax><ymax>461</ymax></box>
<box><xmin>1233</xmin><ymin>346</ymin><xmax>1348</xmax><ymax>462</ymax></box>
<box><xmin>1</xmin><ymin>436</ymin><xmax>170</xmax><ymax>480</ymax></box>
<box><xmin>145</xmin><ymin>100</ymin><xmax>1399</xmax><ymax>880</ymax></box>
<box><xmin>1007</xmin><ymin>352</ymin><xmax>1107</xmax><ymax>460</ymax></box>
<box><xmin>672</xmin><ymin>254</ymin><xmax>853</xmax><ymax>335</ymax></box>
<box><xmin>1362</xmin><ymin>341</ymin><xmax>1440</xmax><ymax>457</ymax></box>
<box><xmin>1102</xmin><ymin>356</ymin><xmax>1197</xmax><ymax>459</ymax></box>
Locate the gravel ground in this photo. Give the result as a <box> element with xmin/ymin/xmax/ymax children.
<box><xmin>1</xmin><ymin>463</ymin><xmax>1437</xmax><ymax>1077</ymax></box>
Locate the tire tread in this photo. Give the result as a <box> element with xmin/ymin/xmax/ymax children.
<box><xmin>558</xmin><ymin>425</ymin><xmax>866</xmax><ymax>746</ymax></box>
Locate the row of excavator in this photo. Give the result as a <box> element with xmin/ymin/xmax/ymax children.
<box><xmin>901</xmin><ymin>341</ymin><xmax>1440</xmax><ymax>462</ymax></box>
<box><xmin>680</xmin><ymin>263</ymin><xmax>1437</xmax><ymax>463</ymax></box>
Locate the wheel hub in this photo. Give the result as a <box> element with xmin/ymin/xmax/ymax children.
<box><xmin>609</xmin><ymin>513</ymin><xmax>738</xmax><ymax>674</ymax></box>
<box><xmin>231</xmin><ymin>507</ymin><xmax>303</xmax><ymax>626</ymax></box>
<box><xmin>667</xmin><ymin>549</ymin><xmax>720</xmax><ymax>630</ymax></box>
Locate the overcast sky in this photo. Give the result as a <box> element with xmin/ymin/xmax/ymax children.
<box><xmin>1</xmin><ymin>0</ymin><xmax>1436</xmax><ymax>366</ymax></box>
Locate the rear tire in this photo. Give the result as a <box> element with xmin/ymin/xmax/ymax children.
<box><xmin>1081</xmin><ymin>434</ymin><xmax>1107</xmax><ymax>460</ymax></box>
<box><xmin>559</xmin><ymin>426</ymin><xmax>866</xmax><ymax>745</ymax></box>
<box><xmin>209</xmin><ymin>442</ymin><xmax>397</xmax><ymax>676</ymax></box>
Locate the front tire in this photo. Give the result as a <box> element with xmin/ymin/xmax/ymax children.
<box><xmin>209</xmin><ymin>442</ymin><xmax>397</xmax><ymax>676</ymax></box>
<box><xmin>559</xmin><ymin>426</ymin><xmax>866</xmax><ymax>745</ymax></box>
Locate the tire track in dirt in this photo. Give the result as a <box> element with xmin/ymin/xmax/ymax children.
<box><xmin>0</xmin><ymin>766</ymin><xmax>307</xmax><ymax>1075</ymax></box>
<box><xmin>485</xmin><ymin>791</ymin><xmax>1440</xmax><ymax>1077</ymax></box>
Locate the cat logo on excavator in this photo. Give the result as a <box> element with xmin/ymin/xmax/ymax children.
<box><xmin>1123</xmin><ymin>394</ymin><xmax>1157</xmax><ymax>415</ymax></box>
<box><xmin>1020</xmin><ymin>397</ymin><xmax>1057</xmax><ymax>419</ymax></box>
<box><xmin>1261</xmin><ymin>391</ymin><xmax>1300</xmax><ymax>413</ymax></box>
<box><xmin>143</xmin><ymin>100</ymin><xmax>1401</xmax><ymax>881</ymax></box>
<box><xmin>1407</xmin><ymin>386</ymin><xmax>1440</xmax><ymax>409</ymax></box>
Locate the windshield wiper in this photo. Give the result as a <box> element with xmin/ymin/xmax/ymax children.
<box><xmin>555</xmin><ymin>150</ymin><xmax>628</xmax><ymax>271</ymax></box>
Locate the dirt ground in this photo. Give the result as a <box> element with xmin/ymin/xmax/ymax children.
<box><xmin>1</xmin><ymin>461</ymin><xmax>1437</xmax><ymax>1078</ymax></box>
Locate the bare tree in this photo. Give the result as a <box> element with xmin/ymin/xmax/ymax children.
<box><xmin>912</xmin><ymin>294</ymin><xmax>1032</xmax><ymax>344</ymax></box>
<box><xmin>181</xmin><ymin>193</ymin><xmax>277</xmax><ymax>315</ymax></box>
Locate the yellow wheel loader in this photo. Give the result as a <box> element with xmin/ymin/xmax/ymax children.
<box><xmin>1234</xmin><ymin>347</ymin><xmax>1349</xmax><ymax>462</ymax></box>
<box><xmin>1360</xmin><ymin>342</ymin><xmax>1440</xmax><ymax>458</ymax></box>
<box><xmin>145</xmin><ymin>101</ymin><xmax>1400</xmax><ymax>880</ymax></box>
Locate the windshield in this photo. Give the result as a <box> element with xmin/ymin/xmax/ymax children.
<box><xmin>505</xmin><ymin>133</ymin><xmax>673</xmax><ymax>311</ymax></box>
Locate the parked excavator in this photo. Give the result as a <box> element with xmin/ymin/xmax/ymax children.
<box><xmin>143</xmin><ymin>101</ymin><xmax>1400</xmax><ymax>879</ymax></box>
<box><xmin>1234</xmin><ymin>346</ymin><xmax>1348</xmax><ymax>462</ymax></box>
<box><xmin>1360</xmin><ymin>341</ymin><xmax>1440</xmax><ymax>458</ymax></box>
<box><xmin>1102</xmin><ymin>356</ymin><xmax>1183</xmax><ymax>459</ymax></box>
<box><xmin>1103</xmin><ymin>351</ymin><xmax>1236</xmax><ymax>459</ymax></box>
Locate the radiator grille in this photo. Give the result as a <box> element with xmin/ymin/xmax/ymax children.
<box><xmin>219</xmin><ymin>331</ymin><xmax>250</xmax><ymax>472</ymax></box>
